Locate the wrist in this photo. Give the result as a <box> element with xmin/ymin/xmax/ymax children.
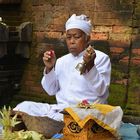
<box><xmin>85</xmin><ymin>59</ymin><xmax>94</xmax><ymax>72</ymax></box>
<box><xmin>45</xmin><ymin>66</ymin><xmax>53</xmax><ymax>74</ymax></box>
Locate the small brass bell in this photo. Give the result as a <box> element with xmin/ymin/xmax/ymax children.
<box><xmin>75</xmin><ymin>61</ymin><xmax>87</xmax><ymax>75</ymax></box>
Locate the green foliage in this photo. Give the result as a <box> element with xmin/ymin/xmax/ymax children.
<box><xmin>0</xmin><ymin>106</ymin><xmax>44</xmax><ymax>140</ymax></box>
<box><xmin>0</xmin><ymin>106</ymin><xmax>21</xmax><ymax>131</ymax></box>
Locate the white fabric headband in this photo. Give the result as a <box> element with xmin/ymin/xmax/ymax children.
<box><xmin>65</xmin><ymin>14</ymin><xmax>92</xmax><ymax>35</ymax></box>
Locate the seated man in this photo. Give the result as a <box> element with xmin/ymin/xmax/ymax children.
<box><xmin>14</xmin><ymin>14</ymin><xmax>111</xmax><ymax>121</ymax></box>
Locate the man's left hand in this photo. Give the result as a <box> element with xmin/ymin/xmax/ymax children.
<box><xmin>83</xmin><ymin>45</ymin><xmax>96</xmax><ymax>72</ymax></box>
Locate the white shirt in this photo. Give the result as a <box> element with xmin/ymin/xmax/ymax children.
<box><xmin>41</xmin><ymin>49</ymin><xmax>111</xmax><ymax>107</ymax></box>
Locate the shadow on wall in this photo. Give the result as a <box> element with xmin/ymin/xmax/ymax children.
<box><xmin>36</xmin><ymin>36</ymin><xmax>140</xmax><ymax>115</ymax></box>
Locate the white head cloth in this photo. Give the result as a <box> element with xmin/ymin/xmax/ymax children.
<box><xmin>65</xmin><ymin>14</ymin><xmax>92</xmax><ymax>35</ymax></box>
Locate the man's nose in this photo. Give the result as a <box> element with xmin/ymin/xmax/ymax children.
<box><xmin>70</xmin><ymin>37</ymin><xmax>76</xmax><ymax>44</ymax></box>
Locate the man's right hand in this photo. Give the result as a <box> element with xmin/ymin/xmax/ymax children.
<box><xmin>43</xmin><ymin>50</ymin><xmax>56</xmax><ymax>73</ymax></box>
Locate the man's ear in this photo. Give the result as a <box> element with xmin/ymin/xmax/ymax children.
<box><xmin>86</xmin><ymin>35</ymin><xmax>90</xmax><ymax>43</ymax></box>
<box><xmin>87</xmin><ymin>36</ymin><xmax>90</xmax><ymax>41</ymax></box>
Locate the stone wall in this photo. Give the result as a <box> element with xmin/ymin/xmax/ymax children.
<box><xmin>6</xmin><ymin>0</ymin><xmax>140</xmax><ymax>121</ymax></box>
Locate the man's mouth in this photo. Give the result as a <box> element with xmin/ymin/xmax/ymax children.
<box><xmin>69</xmin><ymin>47</ymin><xmax>76</xmax><ymax>50</ymax></box>
<box><xmin>69</xmin><ymin>46</ymin><xmax>77</xmax><ymax>50</ymax></box>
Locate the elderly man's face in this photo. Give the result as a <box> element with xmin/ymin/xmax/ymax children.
<box><xmin>66</xmin><ymin>29</ymin><xmax>89</xmax><ymax>56</ymax></box>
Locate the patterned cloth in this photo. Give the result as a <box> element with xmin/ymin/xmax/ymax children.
<box><xmin>64</xmin><ymin>104</ymin><xmax>123</xmax><ymax>137</ymax></box>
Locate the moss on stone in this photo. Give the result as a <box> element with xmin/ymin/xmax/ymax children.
<box><xmin>108</xmin><ymin>84</ymin><xmax>126</xmax><ymax>109</ymax></box>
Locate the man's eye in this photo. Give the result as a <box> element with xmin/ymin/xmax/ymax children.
<box><xmin>74</xmin><ymin>36</ymin><xmax>81</xmax><ymax>39</ymax></box>
<box><xmin>66</xmin><ymin>35</ymin><xmax>82</xmax><ymax>40</ymax></box>
<box><xmin>66</xmin><ymin>36</ymin><xmax>71</xmax><ymax>39</ymax></box>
